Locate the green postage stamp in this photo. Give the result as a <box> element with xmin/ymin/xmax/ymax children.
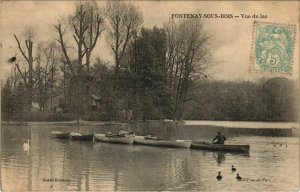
<box><xmin>252</xmin><ymin>22</ymin><xmax>296</xmax><ymax>74</ymax></box>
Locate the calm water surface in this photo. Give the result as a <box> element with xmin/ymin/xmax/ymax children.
<box><xmin>1</xmin><ymin>124</ymin><xmax>299</xmax><ymax>191</ymax></box>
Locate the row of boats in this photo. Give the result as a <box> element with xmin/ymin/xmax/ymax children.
<box><xmin>51</xmin><ymin>131</ymin><xmax>250</xmax><ymax>153</ymax></box>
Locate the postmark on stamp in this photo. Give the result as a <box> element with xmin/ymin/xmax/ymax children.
<box><xmin>251</xmin><ymin>22</ymin><xmax>296</xmax><ymax>75</ymax></box>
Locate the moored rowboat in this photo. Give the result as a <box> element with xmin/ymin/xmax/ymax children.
<box><xmin>134</xmin><ymin>136</ymin><xmax>191</xmax><ymax>148</ymax></box>
<box><xmin>191</xmin><ymin>141</ymin><xmax>250</xmax><ymax>153</ymax></box>
<box><xmin>51</xmin><ymin>131</ymin><xmax>70</xmax><ymax>139</ymax></box>
<box><xmin>70</xmin><ymin>132</ymin><xmax>94</xmax><ymax>141</ymax></box>
<box><xmin>94</xmin><ymin>134</ymin><xmax>134</xmax><ymax>144</ymax></box>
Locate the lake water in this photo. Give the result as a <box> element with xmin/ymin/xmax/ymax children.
<box><xmin>1</xmin><ymin>124</ymin><xmax>299</xmax><ymax>191</ymax></box>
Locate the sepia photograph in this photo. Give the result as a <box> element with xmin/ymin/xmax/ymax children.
<box><xmin>0</xmin><ymin>1</ymin><xmax>299</xmax><ymax>191</ymax></box>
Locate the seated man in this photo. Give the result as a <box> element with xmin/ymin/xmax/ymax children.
<box><xmin>212</xmin><ymin>132</ymin><xmax>226</xmax><ymax>144</ymax></box>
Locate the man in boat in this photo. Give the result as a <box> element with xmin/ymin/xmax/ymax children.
<box><xmin>212</xmin><ymin>132</ymin><xmax>226</xmax><ymax>144</ymax></box>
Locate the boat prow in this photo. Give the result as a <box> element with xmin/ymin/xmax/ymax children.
<box><xmin>51</xmin><ymin>131</ymin><xmax>70</xmax><ymax>139</ymax></box>
<box><xmin>70</xmin><ymin>132</ymin><xmax>94</xmax><ymax>141</ymax></box>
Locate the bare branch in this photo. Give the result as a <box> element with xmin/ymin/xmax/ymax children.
<box><xmin>14</xmin><ymin>34</ymin><xmax>29</xmax><ymax>62</ymax></box>
<box><xmin>14</xmin><ymin>60</ymin><xmax>27</xmax><ymax>85</ymax></box>
<box><xmin>55</xmin><ymin>22</ymin><xmax>75</xmax><ymax>75</ymax></box>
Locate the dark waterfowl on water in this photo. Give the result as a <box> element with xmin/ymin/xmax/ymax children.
<box><xmin>236</xmin><ymin>173</ymin><xmax>242</xmax><ymax>181</ymax></box>
<box><xmin>216</xmin><ymin>171</ymin><xmax>222</xmax><ymax>180</ymax></box>
<box><xmin>231</xmin><ymin>165</ymin><xmax>236</xmax><ymax>172</ymax></box>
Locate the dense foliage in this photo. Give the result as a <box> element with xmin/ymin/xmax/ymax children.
<box><xmin>184</xmin><ymin>77</ymin><xmax>298</xmax><ymax>121</ymax></box>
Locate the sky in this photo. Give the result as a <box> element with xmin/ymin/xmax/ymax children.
<box><xmin>1</xmin><ymin>1</ymin><xmax>299</xmax><ymax>81</ymax></box>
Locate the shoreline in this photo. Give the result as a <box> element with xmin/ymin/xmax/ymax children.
<box><xmin>1</xmin><ymin>120</ymin><xmax>298</xmax><ymax>129</ymax></box>
<box><xmin>1</xmin><ymin>120</ymin><xmax>298</xmax><ymax>137</ymax></box>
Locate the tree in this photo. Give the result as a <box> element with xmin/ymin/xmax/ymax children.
<box><xmin>56</xmin><ymin>2</ymin><xmax>105</xmax><ymax>76</ymax></box>
<box><xmin>1</xmin><ymin>79</ymin><xmax>14</xmax><ymax>120</ymax></box>
<box><xmin>88</xmin><ymin>58</ymin><xmax>116</xmax><ymax>120</ymax></box>
<box><xmin>13</xmin><ymin>26</ymin><xmax>36</xmax><ymax>111</ymax></box>
<box><xmin>1</xmin><ymin>77</ymin><xmax>28</xmax><ymax>120</ymax></box>
<box><xmin>105</xmin><ymin>1</ymin><xmax>143</xmax><ymax>85</ymax></box>
<box><xmin>34</xmin><ymin>41</ymin><xmax>60</xmax><ymax>111</ymax></box>
<box><xmin>261</xmin><ymin>77</ymin><xmax>297</xmax><ymax>121</ymax></box>
<box><xmin>55</xmin><ymin>1</ymin><xmax>105</xmax><ymax>123</ymax></box>
<box><xmin>165</xmin><ymin>19</ymin><xmax>211</xmax><ymax>121</ymax></box>
<box><xmin>183</xmin><ymin>78</ymin><xmax>297</xmax><ymax>121</ymax></box>
<box><xmin>119</xmin><ymin>27</ymin><xmax>172</xmax><ymax>120</ymax></box>
<box><xmin>82</xmin><ymin>1</ymin><xmax>105</xmax><ymax>73</ymax></box>
<box><xmin>136</xmin><ymin>27</ymin><xmax>170</xmax><ymax>120</ymax></box>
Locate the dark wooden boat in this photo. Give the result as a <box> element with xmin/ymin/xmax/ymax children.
<box><xmin>70</xmin><ymin>132</ymin><xmax>94</xmax><ymax>141</ymax></box>
<box><xmin>134</xmin><ymin>136</ymin><xmax>192</xmax><ymax>148</ymax></box>
<box><xmin>51</xmin><ymin>131</ymin><xmax>70</xmax><ymax>139</ymax></box>
<box><xmin>191</xmin><ymin>141</ymin><xmax>250</xmax><ymax>153</ymax></box>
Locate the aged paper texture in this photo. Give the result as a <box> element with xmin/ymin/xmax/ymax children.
<box><xmin>1</xmin><ymin>1</ymin><xmax>299</xmax><ymax>191</ymax></box>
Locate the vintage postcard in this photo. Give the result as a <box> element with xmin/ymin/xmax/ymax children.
<box><xmin>0</xmin><ymin>1</ymin><xmax>299</xmax><ymax>191</ymax></box>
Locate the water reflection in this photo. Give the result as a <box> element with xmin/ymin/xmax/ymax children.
<box><xmin>1</xmin><ymin>125</ymin><xmax>299</xmax><ymax>191</ymax></box>
<box><xmin>213</xmin><ymin>152</ymin><xmax>226</xmax><ymax>165</ymax></box>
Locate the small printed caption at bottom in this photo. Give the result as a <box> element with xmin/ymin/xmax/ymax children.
<box><xmin>240</xmin><ymin>177</ymin><xmax>271</xmax><ymax>182</ymax></box>
<box><xmin>42</xmin><ymin>178</ymin><xmax>71</xmax><ymax>182</ymax></box>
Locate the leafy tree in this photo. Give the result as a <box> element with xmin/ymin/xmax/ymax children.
<box><xmin>120</xmin><ymin>27</ymin><xmax>171</xmax><ymax>120</ymax></box>
<box><xmin>183</xmin><ymin>78</ymin><xmax>297</xmax><ymax>121</ymax></box>
<box><xmin>1</xmin><ymin>79</ymin><xmax>14</xmax><ymax>120</ymax></box>
<box><xmin>261</xmin><ymin>77</ymin><xmax>297</xmax><ymax>121</ymax></box>
<box><xmin>89</xmin><ymin>59</ymin><xmax>116</xmax><ymax>120</ymax></box>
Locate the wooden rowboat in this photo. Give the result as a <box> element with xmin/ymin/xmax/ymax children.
<box><xmin>51</xmin><ymin>131</ymin><xmax>70</xmax><ymax>139</ymax></box>
<box><xmin>134</xmin><ymin>136</ymin><xmax>192</xmax><ymax>148</ymax></box>
<box><xmin>70</xmin><ymin>132</ymin><xmax>94</xmax><ymax>141</ymax></box>
<box><xmin>191</xmin><ymin>141</ymin><xmax>250</xmax><ymax>153</ymax></box>
<box><xmin>94</xmin><ymin>134</ymin><xmax>134</xmax><ymax>144</ymax></box>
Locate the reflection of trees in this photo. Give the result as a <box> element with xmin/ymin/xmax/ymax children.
<box><xmin>72</xmin><ymin>143</ymin><xmax>194</xmax><ymax>191</ymax></box>
<box><xmin>120</xmin><ymin>147</ymin><xmax>192</xmax><ymax>191</ymax></box>
<box><xmin>1</xmin><ymin>126</ymin><xmax>32</xmax><ymax>191</ymax></box>
<box><xmin>0</xmin><ymin>125</ymin><xmax>240</xmax><ymax>191</ymax></box>
<box><xmin>1</xmin><ymin>126</ymin><xmax>31</xmax><ymax>158</ymax></box>
<box><xmin>67</xmin><ymin>140</ymin><xmax>94</xmax><ymax>191</ymax></box>
<box><xmin>90</xmin><ymin>143</ymin><xmax>135</xmax><ymax>191</ymax></box>
<box><xmin>164</xmin><ymin>149</ymin><xmax>192</xmax><ymax>189</ymax></box>
<box><xmin>121</xmin><ymin>146</ymin><xmax>172</xmax><ymax>190</ymax></box>
<box><xmin>30</xmin><ymin>127</ymin><xmax>71</xmax><ymax>190</ymax></box>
